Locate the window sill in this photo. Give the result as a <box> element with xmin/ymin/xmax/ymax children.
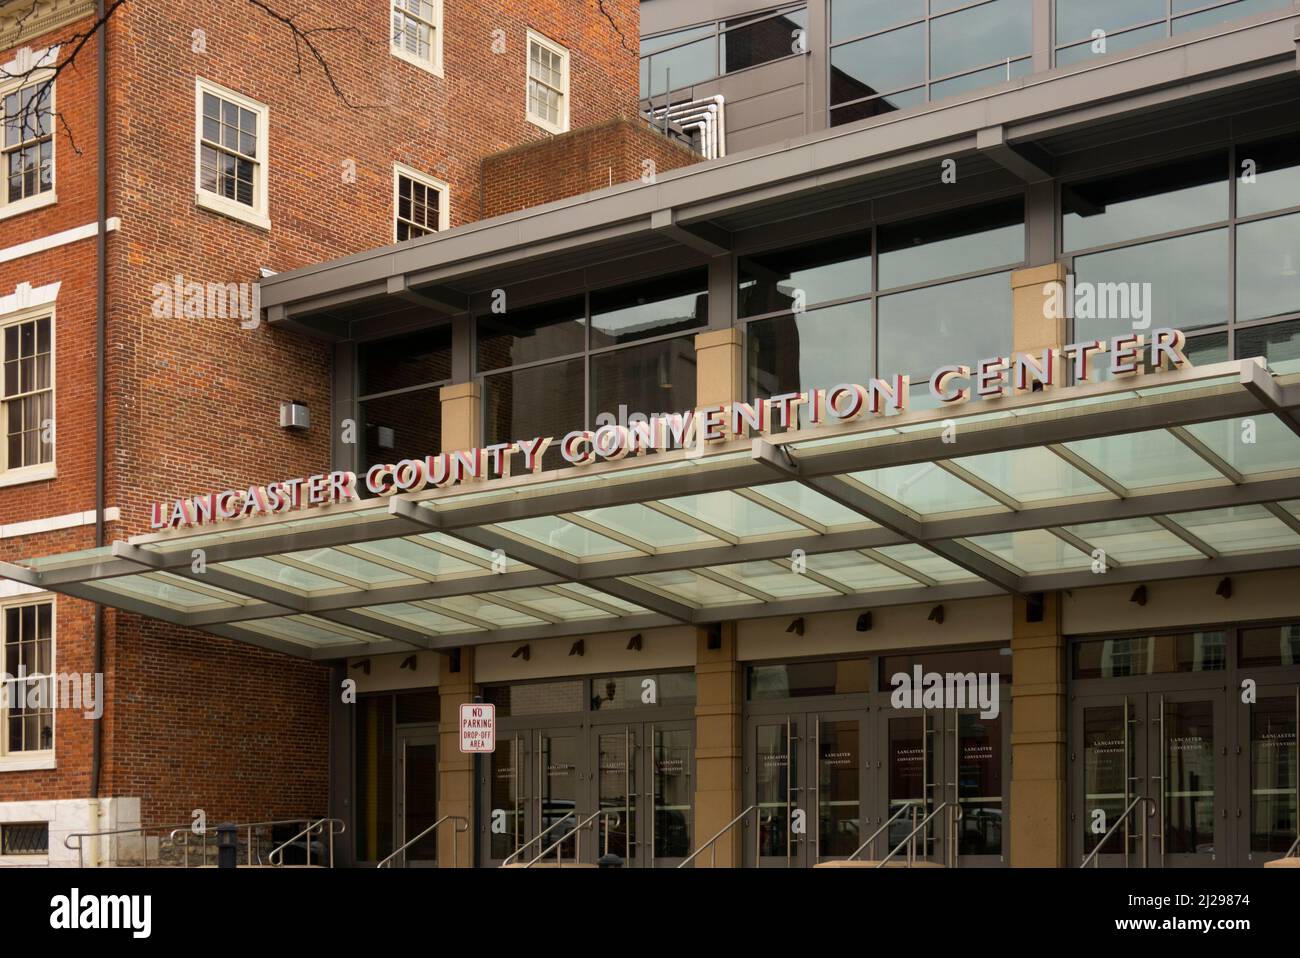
<box><xmin>0</xmin><ymin>463</ymin><xmax>55</xmax><ymax>489</ymax></box>
<box><xmin>0</xmin><ymin>753</ymin><xmax>56</xmax><ymax>772</ymax></box>
<box><xmin>390</xmin><ymin>44</ymin><xmax>444</xmax><ymax>77</ymax></box>
<box><xmin>195</xmin><ymin>191</ymin><xmax>271</xmax><ymax>231</ymax></box>
<box><xmin>0</xmin><ymin>191</ymin><xmax>57</xmax><ymax>221</ymax></box>
<box><xmin>526</xmin><ymin>114</ymin><xmax>569</xmax><ymax>136</ymax></box>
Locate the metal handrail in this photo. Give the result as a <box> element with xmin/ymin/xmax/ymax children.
<box><xmin>376</xmin><ymin>815</ymin><xmax>469</xmax><ymax>868</ymax></box>
<box><xmin>524</xmin><ymin>809</ymin><xmax>621</xmax><ymax>868</ymax></box>
<box><xmin>845</xmin><ymin>803</ymin><xmax>915</xmax><ymax>862</ymax></box>
<box><xmin>65</xmin><ymin>821</ymin><xmax>193</xmax><ymax>868</ymax></box>
<box><xmin>677</xmin><ymin>805</ymin><xmax>758</xmax><ymax>868</ymax></box>
<box><xmin>876</xmin><ymin>801</ymin><xmax>964</xmax><ymax>868</ymax></box>
<box><xmin>1080</xmin><ymin>796</ymin><xmax>1156</xmax><ymax>868</ymax></box>
<box><xmin>166</xmin><ymin>818</ymin><xmax>334</xmax><ymax>868</ymax></box>
<box><xmin>267</xmin><ymin>817</ymin><xmax>346</xmax><ymax>867</ymax></box>
<box><xmin>501</xmin><ymin>811</ymin><xmax>576</xmax><ymax>867</ymax></box>
<box><xmin>64</xmin><ymin>816</ymin><xmax>337</xmax><ymax>867</ymax></box>
<box><xmin>1280</xmin><ymin>833</ymin><xmax>1299</xmax><ymax>859</ymax></box>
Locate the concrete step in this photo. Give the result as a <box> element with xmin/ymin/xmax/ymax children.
<box><xmin>813</xmin><ymin>860</ymin><xmax>946</xmax><ymax>868</ymax></box>
<box><xmin>1263</xmin><ymin>857</ymin><xmax>1300</xmax><ymax>868</ymax></box>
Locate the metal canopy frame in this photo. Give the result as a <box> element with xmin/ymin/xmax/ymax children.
<box><xmin>4</xmin><ymin>360</ymin><xmax>1299</xmax><ymax>660</ymax></box>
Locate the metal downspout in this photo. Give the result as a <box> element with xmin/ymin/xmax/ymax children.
<box><xmin>90</xmin><ymin>0</ymin><xmax>107</xmax><ymax>806</ymax></box>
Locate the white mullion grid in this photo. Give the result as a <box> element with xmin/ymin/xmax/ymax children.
<box><xmin>0</xmin><ymin>315</ymin><xmax>53</xmax><ymax>471</ymax></box>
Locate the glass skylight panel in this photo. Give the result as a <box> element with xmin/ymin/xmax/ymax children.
<box><xmin>627</xmin><ymin>569</ymin><xmax>755</xmax><ymax>607</ymax></box>
<box><xmin>281</xmin><ymin>547</ymin><xmax>415</xmax><ymax>585</ymax></box>
<box><xmin>348</xmin><ymin>537</ymin><xmax>483</xmax><ymax>577</ymax></box>
<box><xmin>805</xmin><ymin>551</ymin><xmax>918</xmax><ymax>591</ymax></box>
<box><xmin>658</xmin><ymin>491</ymin><xmax>806</xmax><ymax>538</ymax></box>
<box><xmin>359</xmin><ymin>603</ymin><xmax>483</xmax><ymax>634</ymax></box>
<box><xmin>557</xmin><ymin>583</ymin><xmax>648</xmax><ymax>614</ymax></box>
<box><xmin>1167</xmin><ymin>505</ymin><xmax>1300</xmax><ymax>554</ymax></box>
<box><xmin>494</xmin><ymin>515</ymin><xmax>637</xmax><ymax>557</ymax></box>
<box><xmin>1063</xmin><ymin>429</ymin><xmax>1225</xmax><ymax>490</ymax></box>
<box><xmin>93</xmin><ymin>573</ymin><xmax>235</xmax><ymax>609</ymax></box>
<box><xmin>217</xmin><ymin>557</ymin><xmax>352</xmax><ymax>593</ymax></box>
<box><xmin>1181</xmin><ymin>416</ymin><xmax>1300</xmax><ymax>477</ymax></box>
<box><xmin>873</xmin><ymin>544</ymin><xmax>981</xmax><ymax>582</ymax></box>
<box><xmin>1063</xmin><ymin>517</ymin><xmax>1203</xmax><ymax>564</ymax></box>
<box><xmin>709</xmin><ymin>561</ymin><xmax>839</xmax><ymax>598</ymax></box>
<box><xmin>244</xmin><ymin>616</ymin><xmax>378</xmax><ymax>646</ymax></box>
<box><xmin>951</xmin><ymin>447</ymin><xmax>1111</xmax><ymax>503</ymax></box>
<box><xmin>415</xmin><ymin>532</ymin><xmax>514</xmax><ymax>566</ymax></box>
<box><xmin>848</xmin><ymin>462</ymin><xmax>1003</xmax><ymax>516</ymax></box>
<box><xmin>574</xmin><ymin>503</ymin><xmax>719</xmax><ymax>548</ymax></box>
<box><xmin>433</xmin><ymin>594</ymin><xmax>546</xmax><ymax>628</ymax></box>
<box><xmin>743</xmin><ymin>481</ymin><xmax>874</xmax><ymax>528</ymax></box>
<box><xmin>963</xmin><ymin>530</ymin><xmax>1091</xmax><ymax>574</ymax></box>
<box><xmin>489</xmin><ymin>587</ymin><xmax>611</xmax><ymax>621</ymax></box>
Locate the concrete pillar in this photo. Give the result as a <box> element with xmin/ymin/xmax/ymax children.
<box><xmin>693</xmin><ymin>624</ymin><xmax>743</xmax><ymax>866</ymax></box>
<box><xmin>1009</xmin><ymin>592</ymin><xmax>1068</xmax><ymax>866</ymax></box>
<box><xmin>695</xmin><ymin>327</ymin><xmax>743</xmax><ymax>408</ymax></box>
<box><xmin>437</xmin><ymin>648</ymin><xmax>476</xmax><ymax>867</ymax></box>
<box><xmin>440</xmin><ymin>381</ymin><xmax>482</xmax><ymax>451</ymax></box>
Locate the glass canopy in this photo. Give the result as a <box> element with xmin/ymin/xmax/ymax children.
<box><xmin>4</xmin><ymin>360</ymin><xmax>1298</xmax><ymax>659</ymax></box>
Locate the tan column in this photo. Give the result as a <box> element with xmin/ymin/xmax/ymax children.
<box><xmin>437</xmin><ymin>649</ymin><xmax>476</xmax><ymax>867</ymax></box>
<box><xmin>695</xmin><ymin>328</ymin><xmax>743</xmax><ymax>409</ymax></box>
<box><xmin>436</xmin><ymin>382</ymin><xmax>481</xmax><ymax>865</ymax></box>
<box><xmin>1009</xmin><ymin>593</ymin><xmax>1068</xmax><ymax>866</ymax></box>
<box><xmin>440</xmin><ymin>381</ymin><xmax>482</xmax><ymax>451</ymax></box>
<box><xmin>693</xmin><ymin>624</ymin><xmax>743</xmax><ymax>866</ymax></box>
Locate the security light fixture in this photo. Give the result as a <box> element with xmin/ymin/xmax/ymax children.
<box><xmin>1216</xmin><ymin>577</ymin><xmax>1233</xmax><ymax>599</ymax></box>
<box><xmin>512</xmin><ymin>644</ymin><xmax>530</xmax><ymax>661</ymax></box>
<box><xmin>928</xmin><ymin>605</ymin><xmax>945</xmax><ymax>624</ymax></box>
<box><xmin>1130</xmin><ymin>585</ymin><xmax>1148</xmax><ymax>606</ymax></box>
<box><xmin>627</xmin><ymin>633</ymin><xmax>643</xmax><ymax>651</ymax></box>
<box><xmin>855</xmin><ymin>612</ymin><xmax>873</xmax><ymax>632</ymax></box>
<box><xmin>279</xmin><ymin>400</ymin><xmax>310</xmax><ymax>431</ymax></box>
<box><xmin>786</xmin><ymin>617</ymin><xmax>804</xmax><ymax>636</ymax></box>
<box><xmin>350</xmin><ymin>658</ymin><xmax>371</xmax><ymax>676</ymax></box>
<box><xmin>569</xmin><ymin>639</ymin><xmax>585</xmax><ymax>656</ymax></box>
<box><xmin>399</xmin><ymin>655</ymin><xmax>417</xmax><ymax>671</ymax></box>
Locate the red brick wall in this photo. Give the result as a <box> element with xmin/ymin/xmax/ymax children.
<box><xmin>482</xmin><ymin>117</ymin><xmax>701</xmax><ymax>219</ymax></box>
<box><xmin>0</xmin><ymin>0</ymin><xmax>644</xmax><ymax>827</ymax></box>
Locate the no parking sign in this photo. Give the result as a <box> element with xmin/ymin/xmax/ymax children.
<box><xmin>459</xmin><ymin>703</ymin><xmax>496</xmax><ymax>753</ymax></box>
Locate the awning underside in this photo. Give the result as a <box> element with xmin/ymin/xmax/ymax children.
<box><xmin>5</xmin><ymin>360</ymin><xmax>1300</xmax><ymax>660</ymax></box>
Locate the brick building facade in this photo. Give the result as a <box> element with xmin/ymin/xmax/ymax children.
<box><xmin>0</xmin><ymin>0</ymin><xmax>687</xmax><ymax>861</ymax></box>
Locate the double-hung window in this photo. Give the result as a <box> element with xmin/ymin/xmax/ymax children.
<box><xmin>526</xmin><ymin>30</ymin><xmax>569</xmax><ymax>134</ymax></box>
<box><xmin>394</xmin><ymin>164</ymin><xmax>449</xmax><ymax>241</ymax></box>
<box><xmin>1</xmin><ymin>76</ymin><xmax>54</xmax><ymax>217</ymax></box>
<box><xmin>1</xmin><ymin>312</ymin><xmax>53</xmax><ymax>478</ymax></box>
<box><xmin>1</xmin><ymin>600</ymin><xmax>54</xmax><ymax>760</ymax></box>
<box><xmin>194</xmin><ymin>79</ymin><xmax>270</xmax><ymax>229</ymax></box>
<box><xmin>391</xmin><ymin>0</ymin><xmax>444</xmax><ymax>75</ymax></box>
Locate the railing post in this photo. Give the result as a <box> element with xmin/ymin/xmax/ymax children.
<box><xmin>217</xmin><ymin>823</ymin><xmax>237</xmax><ymax>869</ymax></box>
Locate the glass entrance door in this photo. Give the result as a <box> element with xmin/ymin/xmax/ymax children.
<box><xmin>878</xmin><ymin>710</ymin><xmax>942</xmax><ymax>864</ymax></box>
<box><xmin>482</xmin><ymin>726</ymin><xmax>584</xmax><ymax>865</ymax></box>
<box><xmin>590</xmin><ymin>721</ymin><xmax>694</xmax><ymax>866</ymax></box>
<box><xmin>395</xmin><ymin>730</ymin><xmax>438</xmax><ymax>867</ymax></box>
<box><xmin>1237</xmin><ymin>684</ymin><xmax>1298</xmax><ymax>865</ymax></box>
<box><xmin>745</xmin><ymin>711</ymin><xmax>866</xmax><ymax>866</ymax></box>
<box><xmin>1072</xmin><ymin>688</ymin><xmax>1225</xmax><ymax>866</ymax></box>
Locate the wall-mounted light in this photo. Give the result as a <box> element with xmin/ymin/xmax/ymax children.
<box><xmin>627</xmin><ymin>633</ymin><xmax>643</xmax><ymax>651</ymax></box>
<box><xmin>855</xmin><ymin>612</ymin><xmax>873</xmax><ymax>632</ymax></box>
<box><xmin>399</xmin><ymin>655</ymin><xmax>417</xmax><ymax>671</ymax></box>
<box><xmin>1215</xmin><ymin>577</ymin><xmax>1233</xmax><ymax>599</ymax></box>
<box><xmin>376</xmin><ymin>426</ymin><xmax>396</xmax><ymax>450</ymax></box>
<box><xmin>569</xmin><ymin>639</ymin><xmax>585</xmax><ymax>657</ymax></box>
<box><xmin>350</xmin><ymin>658</ymin><xmax>371</xmax><ymax>676</ymax></box>
<box><xmin>1130</xmin><ymin>585</ymin><xmax>1148</xmax><ymax>606</ymax></box>
<box><xmin>448</xmin><ymin>649</ymin><xmax>462</xmax><ymax>674</ymax></box>
<box><xmin>786</xmin><ymin>617</ymin><xmax>804</xmax><ymax>636</ymax></box>
<box><xmin>705</xmin><ymin>623</ymin><xmax>722</xmax><ymax>651</ymax></box>
<box><xmin>279</xmin><ymin>399</ymin><xmax>310</xmax><ymax>431</ymax></box>
<box><xmin>928</xmin><ymin>605</ymin><xmax>944</xmax><ymax>625</ymax></box>
<box><xmin>1025</xmin><ymin>592</ymin><xmax>1045</xmax><ymax>623</ymax></box>
<box><xmin>511</xmin><ymin>644</ymin><xmax>530</xmax><ymax>661</ymax></box>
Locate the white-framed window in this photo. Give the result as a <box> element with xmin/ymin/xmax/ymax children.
<box><xmin>526</xmin><ymin>29</ymin><xmax>570</xmax><ymax>134</ymax></box>
<box><xmin>0</xmin><ymin>598</ymin><xmax>54</xmax><ymax>761</ymax></box>
<box><xmin>393</xmin><ymin>163</ymin><xmax>449</xmax><ymax>241</ymax></box>
<box><xmin>390</xmin><ymin>0</ymin><xmax>444</xmax><ymax>76</ymax></box>
<box><xmin>194</xmin><ymin>78</ymin><xmax>270</xmax><ymax>230</ymax></box>
<box><xmin>0</xmin><ymin>73</ymin><xmax>56</xmax><ymax>219</ymax></box>
<box><xmin>1</xmin><ymin>309</ymin><xmax>54</xmax><ymax>480</ymax></box>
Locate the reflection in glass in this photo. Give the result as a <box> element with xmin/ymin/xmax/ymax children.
<box><xmin>830</xmin><ymin>23</ymin><xmax>924</xmax><ymax>105</ymax></box>
<box><xmin>1163</xmin><ymin>700</ymin><xmax>1216</xmax><ymax>855</ymax></box>
<box><xmin>1239</xmin><ymin>624</ymin><xmax>1300</xmax><ymax>668</ymax></box>
<box><xmin>641</xmin><ymin>36</ymin><xmax>715</xmax><ymax>97</ymax></box>
<box><xmin>591</xmin><ymin>336</ymin><xmax>696</xmax><ymax>429</ymax></box>
<box><xmin>1055</xmin><ymin>22</ymin><xmax>1165</xmax><ymax>65</ymax></box>
<box><xmin>403</xmin><ymin>741</ymin><xmax>439</xmax><ymax>861</ymax></box>
<box><xmin>756</xmin><ymin>723</ymin><xmax>792</xmax><ymax>858</ymax></box>
<box><xmin>1063</xmin><ymin>153</ymin><xmax>1228</xmax><ymax>252</ymax></box>
<box><xmin>1237</xmin><ymin>212</ymin><xmax>1300</xmax><ymax>322</ymax></box>
<box><xmin>540</xmin><ymin>734</ymin><xmax>578</xmax><ymax>859</ymax></box>
<box><xmin>654</xmin><ymin>728</ymin><xmax>693</xmax><ymax>858</ymax></box>
<box><xmin>489</xmin><ymin>736</ymin><xmax>523</xmax><ymax>860</ymax></box>
<box><xmin>748</xmin><ymin>660</ymin><xmax>871</xmax><ymax>699</ymax></box>
<box><xmin>1082</xmin><ymin>705</ymin><xmax>1133</xmax><ymax>856</ymax></box>
<box><xmin>721</xmin><ymin>8</ymin><xmax>806</xmax><ymax>74</ymax></box>
<box><xmin>483</xmin><ymin>357</ymin><xmax>584</xmax><ymax>472</ymax></box>
<box><xmin>830</xmin><ymin>0</ymin><xmax>923</xmax><ymax>42</ymax></box>
<box><xmin>738</xmin><ymin>232</ymin><xmax>871</xmax><ymax>317</ymax></box>
<box><xmin>476</xmin><ymin>296</ymin><xmax>585</xmax><ymax>372</ymax></box>
<box><xmin>590</xmin><ymin>673</ymin><xmax>697</xmax><ymax>710</ymax></box>
<box><xmin>484</xmin><ymin>680</ymin><xmax>585</xmax><ymax>717</ymax></box>
<box><xmin>887</xmin><ymin>716</ymin><xmax>933</xmax><ymax>855</ymax></box>
<box><xmin>597</xmin><ymin>731</ymin><xmax>636</xmax><ymax>859</ymax></box>
<box><xmin>355</xmin><ymin>695</ymin><xmax>394</xmax><ymax>861</ymax></box>
<box><xmin>878</xmin><ymin>272</ymin><xmax>1013</xmax><ymax>380</ymax></box>
<box><xmin>1073</xmin><ymin>229</ymin><xmax>1229</xmax><ymax>342</ymax></box>
<box><xmin>829</xmin><ymin>88</ymin><xmax>925</xmax><ymax>126</ymax></box>
<box><xmin>361</xmin><ymin>389</ymin><xmax>440</xmax><ymax>470</ymax></box>
<box><xmin>1237</xmin><ymin>320</ymin><xmax>1300</xmax><ymax>375</ymax></box>
<box><xmin>747</xmin><ymin>302</ymin><xmax>871</xmax><ymax>419</ymax></box>
<box><xmin>930</xmin><ymin>0</ymin><xmax>1031</xmax><ymax>79</ymax></box>
<box><xmin>1237</xmin><ymin>133</ymin><xmax>1300</xmax><ymax>216</ymax></box>
<box><xmin>1173</xmin><ymin>0</ymin><xmax>1291</xmax><ymax>34</ymax></box>
<box><xmin>819</xmin><ymin>720</ymin><xmax>861</xmax><ymax>858</ymax></box>
<box><xmin>1055</xmin><ymin>0</ymin><xmax>1165</xmax><ymax>43</ymax></box>
<box><xmin>589</xmin><ymin>269</ymin><xmax>707</xmax><ymax>347</ymax></box>
<box><xmin>879</xmin><ymin>199</ymin><xmax>1023</xmax><ymax>288</ymax></box>
<box><xmin>359</xmin><ymin>326</ymin><xmax>452</xmax><ymax>395</ymax></box>
<box><xmin>1072</xmin><ymin>632</ymin><xmax>1227</xmax><ymax>678</ymax></box>
<box><xmin>930</xmin><ymin>58</ymin><xmax>1031</xmax><ymax>100</ymax></box>
<box><xmin>1249</xmin><ymin>696</ymin><xmax>1297</xmax><ymax>852</ymax></box>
